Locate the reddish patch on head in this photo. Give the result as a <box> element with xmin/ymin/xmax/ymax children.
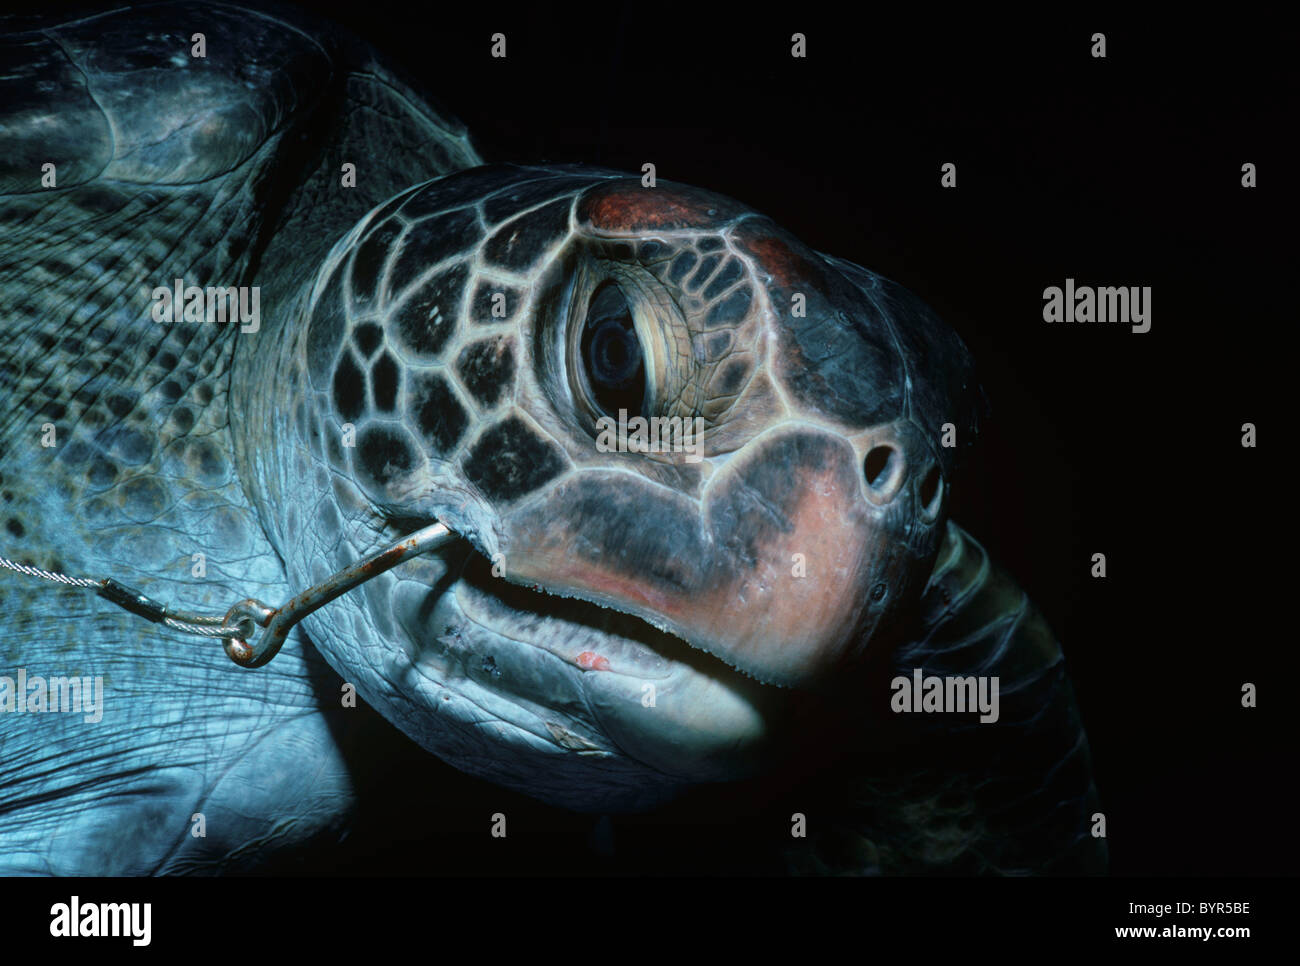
<box><xmin>732</xmin><ymin>222</ymin><xmax>815</xmax><ymax>289</ymax></box>
<box><xmin>578</xmin><ymin>182</ymin><xmax>746</xmax><ymax>234</ymax></box>
<box><xmin>577</xmin><ymin>651</ymin><xmax>611</xmax><ymax>671</ymax></box>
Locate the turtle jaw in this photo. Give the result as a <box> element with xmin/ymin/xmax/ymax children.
<box><xmin>386</xmin><ymin>524</ymin><xmax>797</xmax><ymax>792</ymax></box>
<box><xmin>486</xmin><ymin>426</ymin><xmax>931</xmax><ymax>689</ymax></box>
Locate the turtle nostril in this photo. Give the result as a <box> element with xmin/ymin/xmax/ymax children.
<box><xmin>918</xmin><ymin>465</ymin><xmax>943</xmax><ymax>520</ymax></box>
<box><xmin>863</xmin><ymin>445</ymin><xmax>897</xmax><ymax>489</ymax></box>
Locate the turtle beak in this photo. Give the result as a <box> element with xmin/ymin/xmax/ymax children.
<box><xmin>491</xmin><ymin>426</ymin><xmax>930</xmax><ymax>688</ymax></box>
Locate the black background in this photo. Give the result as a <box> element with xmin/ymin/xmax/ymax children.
<box><xmin>286</xmin><ymin>3</ymin><xmax>1289</xmax><ymax>877</ymax></box>
<box><xmin>5</xmin><ymin>1</ymin><xmax>1292</xmax><ymax>879</ymax></box>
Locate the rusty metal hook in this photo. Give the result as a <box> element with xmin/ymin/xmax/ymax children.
<box><xmin>222</xmin><ymin>520</ymin><xmax>455</xmax><ymax>668</ymax></box>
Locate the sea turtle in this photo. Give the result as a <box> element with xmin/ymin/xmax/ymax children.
<box><xmin>0</xmin><ymin>1</ymin><xmax>1104</xmax><ymax>874</ymax></box>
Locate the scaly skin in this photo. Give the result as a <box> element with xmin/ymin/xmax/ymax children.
<box><xmin>0</xmin><ymin>1</ymin><xmax>478</xmax><ymax>872</ymax></box>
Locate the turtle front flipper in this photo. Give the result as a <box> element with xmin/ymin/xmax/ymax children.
<box><xmin>787</xmin><ymin>522</ymin><xmax>1106</xmax><ymax>875</ymax></box>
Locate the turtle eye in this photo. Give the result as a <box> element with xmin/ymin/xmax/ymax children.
<box><xmin>580</xmin><ymin>282</ymin><xmax>647</xmax><ymax>418</ymax></box>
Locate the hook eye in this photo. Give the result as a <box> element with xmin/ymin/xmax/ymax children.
<box><xmin>222</xmin><ymin>599</ymin><xmax>274</xmax><ymax>667</ymax></box>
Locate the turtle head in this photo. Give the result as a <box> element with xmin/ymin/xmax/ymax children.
<box><xmin>500</xmin><ymin>175</ymin><xmax>981</xmax><ymax>687</ymax></box>
<box><xmin>239</xmin><ymin>163</ymin><xmax>979</xmax><ymax>806</ymax></box>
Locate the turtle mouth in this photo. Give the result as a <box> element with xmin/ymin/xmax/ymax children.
<box><xmin>387</xmin><ymin>518</ymin><xmax>760</xmax><ymax>687</ymax></box>
<box><xmin>380</xmin><ymin>516</ymin><xmax>793</xmax><ymax>784</ymax></box>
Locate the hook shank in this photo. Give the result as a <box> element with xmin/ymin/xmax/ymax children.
<box><xmin>223</xmin><ymin>521</ymin><xmax>456</xmax><ymax>668</ymax></box>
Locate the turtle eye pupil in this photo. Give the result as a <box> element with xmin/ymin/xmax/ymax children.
<box><xmin>591</xmin><ymin>324</ymin><xmax>633</xmax><ymax>378</ymax></box>
<box><xmin>581</xmin><ymin>283</ymin><xmax>646</xmax><ymax>418</ymax></box>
